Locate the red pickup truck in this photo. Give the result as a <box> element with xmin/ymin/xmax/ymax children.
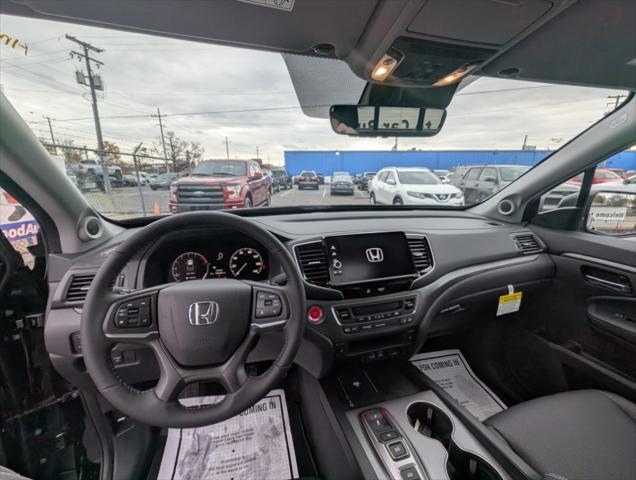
<box><xmin>169</xmin><ymin>159</ymin><xmax>272</xmax><ymax>213</ymax></box>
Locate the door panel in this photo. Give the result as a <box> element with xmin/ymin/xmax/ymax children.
<box><xmin>525</xmin><ymin>225</ymin><xmax>636</xmax><ymax>397</ymax></box>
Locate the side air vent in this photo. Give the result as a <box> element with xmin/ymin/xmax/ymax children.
<box><xmin>65</xmin><ymin>273</ymin><xmax>95</xmax><ymax>302</ymax></box>
<box><xmin>512</xmin><ymin>233</ymin><xmax>543</xmax><ymax>254</ymax></box>
<box><xmin>295</xmin><ymin>241</ymin><xmax>329</xmax><ymax>286</ymax></box>
<box><xmin>407</xmin><ymin>236</ymin><xmax>433</xmax><ymax>275</ymax></box>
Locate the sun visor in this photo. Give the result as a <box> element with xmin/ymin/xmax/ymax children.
<box><xmin>282</xmin><ymin>54</ymin><xmax>366</xmax><ymax>118</ymax></box>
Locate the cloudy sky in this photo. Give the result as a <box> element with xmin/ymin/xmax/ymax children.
<box><xmin>0</xmin><ymin>14</ymin><xmax>627</xmax><ymax>166</ymax></box>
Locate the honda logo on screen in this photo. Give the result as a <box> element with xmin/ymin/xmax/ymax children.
<box><xmin>365</xmin><ymin>247</ymin><xmax>384</xmax><ymax>263</ymax></box>
<box><xmin>188</xmin><ymin>301</ymin><xmax>219</xmax><ymax>326</ymax></box>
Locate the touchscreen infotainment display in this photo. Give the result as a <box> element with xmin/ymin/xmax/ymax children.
<box><xmin>324</xmin><ymin>232</ymin><xmax>416</xmax><ymax>286</ymax></box>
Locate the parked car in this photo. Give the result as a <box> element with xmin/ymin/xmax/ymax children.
<box><xmin>316</xmin><ymin>173</ymin><xmax>325</xmax><ymax>185</ymax></box>
<box><xmin>369</xmin><ymin>167</ymin><xmax>464</xmax><ymax>206</ymax></box>
<box><xmin>121</xmin><ymin>174</ymin><xmax>140</xmax><ymax>187</ymax></box>
<box><xmin>447</xmin><ymin>166</ymin><xmax>472</xmax><ymax>186</ymax></box>
<box><xmin>137</xmin><ymin>172</ymin><xmax>151</xmax><ymax>184</ymax></box>
<box><xmin>358</xmin><ymin>171</ymin><xmax>376</xmax><ymax>191</ymax></box>
<box><xmin>78</xmin><ymin>159</ymin><xmax>122</xmax><ymax>179</ymax></box>
<box><xmin>297</xmin><ymin>170</ymin><xmax>320</xmax><ymax>190</ymax></box>
<box><xmin>433</xmin><ymin>169</ymin><xmax>451</xmax><ymax>183</ymax></box>
<box><xmin>557</xmin><ymin>180</ymin><xmax>636</xmax><ymax>208</ymax></box>
<box><xmin>458</xmin><ymin>165</ymin><xmax>530</xmax><ymax>204</ymax></box>
<box><xmin>605</xmin><ymin>168</ymin><xmax>627</xmax><ymax>178</ymax></box>
<box><xmin>169</xmin><ymin>159</ymin><xmax>271</xmax><ymax>212</ymax></box>
<box><xmin>330</xmin><ymin>174</ymin><xmax>354</xmax><ymax>195</ymax></box>
<box><xmin>271</xmin><ymin>168</ymin><xmax>292</xmax><ymax>190</ymax></box>
<box><xmin>567</xmin><ymin>168</ymin><xmax>625</xmax><ymax>185</ymax></box>
<box><xmin>149</xmin><ymin>172</ymin><xmax>180</xmax><ymax>190</ymax></box>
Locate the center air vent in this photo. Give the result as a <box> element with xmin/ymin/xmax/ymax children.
<box><xmin>512</xmin><ymin>233</ymin><xmax>542</xmax><ymax>254</ymax></box>
<box><xmin>295</xmin><ymin>241</ymin><xmax>329</xmax><ymax>286</ymax></box>
<box><xmin>407</xmin><ymin>236</ymin><xmax>433</xmax><ymax>275</ymax></box>
<box><xmin>65</xmin><ymin>273</ymin><xmax>95</xmax><ymax>303</ymax></box>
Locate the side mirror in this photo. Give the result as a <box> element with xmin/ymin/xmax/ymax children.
<box><xmin>585</xmin><ymin>191</ymin><xmax>636</xmax><ymax>236</ymax></box>
<box><xmin>386</xmin><ymin>178</ymin><xmax>396</xmax><ymax>186</ymax></box>
<box><xmin>252</xmin><ymin>172</ymin><xmax>263</xmax><ymax>180</ymax></box>
<box><xmin>483</xmin><ymin>177</ymin><xmax>497</xmax><ymax>184</ymax></box>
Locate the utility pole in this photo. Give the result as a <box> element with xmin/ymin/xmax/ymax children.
<box><xmin>45</xmin><ymin>116</ymin><xmax>57</xmax><ymax>154</ymax></box>
<box><xmin>169</xmin><ymin>134</ymin><xmax>177</xmax><ymax>171</ymax></box>
<box><xmin>185</xmin><ymin>149</ymin><xmax>192</xmax><ymax>175</ymax></box>
<box><xmin>607</xmin><ymin>94</ymin><xmax>627</xmax><ymax>110</ymax></box>
<box><xmin>224</xmin><ymin>136</ymin><xmax>231</xmax><ymax>160</ymax></box>
<box><xmin>66</xmin><ymin>34</ymin><xmax>111</xmax><ymax>192</ymax></box>
<box><xmin>132</xmin><ymin>142</ymin><xmax>147</xmax><ymax>217</ymax></box>
<box><xmin>522</xmin><ymin>134</ymin><xmax>528</xmax><ymax>150</ymax></box>
<box><xmin>256</xmin><ymin>146</ymin><xmax>259</xmax><ymax>160</ymax></box>
<box><xmin>152</xmin><ymin>108</ymin><xmax>170</xmax><ymax>173</ymax></box>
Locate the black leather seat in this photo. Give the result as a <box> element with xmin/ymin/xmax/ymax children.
<box><xmin>485</xmin><ymin>390</ymin><xmax>636</xmax><ymax>480</ymax></box>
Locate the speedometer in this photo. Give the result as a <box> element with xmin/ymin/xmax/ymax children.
<box><xmin>229</xmin><ymin>248</ymin><xmax>264</xmax><ymax>279</ymax></box>
<box><xmin>171</xmin><ymin>252</ymin><xmax>209</xmax><ymax>282</ymax></box>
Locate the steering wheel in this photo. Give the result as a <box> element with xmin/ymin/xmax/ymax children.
<box><xmin>81</xmin><ymin>212</ymin><xmax>306</xmax><ymax>428</ymax></box>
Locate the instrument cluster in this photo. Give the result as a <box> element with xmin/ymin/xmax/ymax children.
<box><xmin>141</xmin><ymin>231</ymin><xmax>270</xmax><ymax>286</ymax></box>
<box><xmin>170</xmin><ymin>247</ymin><xmax>266</xmax><ymax>282</ymax></box>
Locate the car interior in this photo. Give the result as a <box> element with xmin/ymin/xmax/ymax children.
<box><xmin>0</xmin><ymin>1</ymin><xmax>635</xmax><ymax>480</ymax></box>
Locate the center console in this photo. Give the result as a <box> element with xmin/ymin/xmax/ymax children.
<box><xmin>293</xmin><ymin>232</ymin><xmax>433</xmax><ymax>363</ymax></box>
<box><xmin>347</xmin><ymin>391</ymin><xmax>508</xmax><ymax>480</ymax></box>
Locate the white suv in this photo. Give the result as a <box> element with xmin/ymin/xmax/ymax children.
<box><xmin>369</xmin><ymin>167</ymin><xmax>464</xmax><ymax>206</ymax></box>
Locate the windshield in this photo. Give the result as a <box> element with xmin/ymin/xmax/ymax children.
<box><xmin>397</xmin><ymin>171</ymin><xmax>441</xmax><ymax>185</ymax></box>
<box><xmin>192</xmin><ymin>161</ymin><xmax>247</xmax><ymax>177</ymax></box>
<box><xmin>0</xmin><ymin>15</ymin><xmax>629</xmax><ymax>219</ymax></box>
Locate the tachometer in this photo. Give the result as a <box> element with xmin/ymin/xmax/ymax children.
<box><xmin>229</xmin><ymin>247</ymin><xmax>264</xmax><ymax>278</ymax></box>
<box><xmin>171</xmin><ymin>252</ymin><xmax>209</xmax><ymax>282</ymax></box>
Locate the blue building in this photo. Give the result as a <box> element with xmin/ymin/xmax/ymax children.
<box><xmin>284</xmin><ymin>150</ymin><xmax>636</xmax><ymax>176</ymax></box>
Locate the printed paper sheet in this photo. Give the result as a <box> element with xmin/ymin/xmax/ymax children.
<box><xmin>411</xmin><ymin>349</ymin><xmax>506</xmax><ymax>421</ymax></box>
<box><xmin>158</xmin><ymin>389</ymin><xmax>298</xmax><ymax>480</ymax></box>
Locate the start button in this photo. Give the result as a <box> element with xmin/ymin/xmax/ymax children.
<box><xmin>307</xmin><ymin>305</ymin><xmax>324</xmax><ymax>324</ymax></box>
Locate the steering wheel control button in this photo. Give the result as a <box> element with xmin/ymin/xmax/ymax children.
<box><xmin>113</xmin><ymin>296</ymin><xmax>152</xmax><ymax>328</ymax></box>
<box><xmin>387</xmin><ymin>440</ymin><xmax>409</xmax><ymax>461</ymax></box>
<box><xmin>307</xmin><ymin>305</ymin><xmax>324</xmax><ymax>324</ymax></box>
<box><xmin>255</xmin><ymin>291</ymin><xmax>283</xmax><ymax>318</ymax></box>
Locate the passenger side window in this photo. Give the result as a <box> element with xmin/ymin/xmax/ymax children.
<box><xmin>377</xmin><ymin>172</ymin><xmax>388</xmax><ymax>183</ymax></box>
<box><xmin>539</xmin><ymin>145</ymin><xmax>635</xmax><ymax>220</ymax></box>
<box><xmin>464</xmin><ymin>168</ymin><xmax>482</xmax><ymax>181</ymax></box>
<box><xmin>385</xmin><ymin>172</ymin><xmax>396</xmax><ymax>184</ymax></box>
<box><xmin>0</xmin><ymin>188</ymin><xmax>40</xmax><ymax>269</ymax></box>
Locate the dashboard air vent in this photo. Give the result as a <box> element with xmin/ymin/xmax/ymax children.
<box><xmin>65</xmin><ymin>273</ymin><xmax>95</xmax><ymax>302</ymax></box>
<box><xmin>295</xmin><ymin>242</ymin><xmax>329</xmax><ymax>286</ymax></box>
<box><xmin>407</xmin><ymin>236</ymin><xmax>433</xmax><ymax>275</ymax></box>
<box><xmin>512</xmin><ymin>233</ymin><xmax>542</xmax><ymax>254</ymax></box>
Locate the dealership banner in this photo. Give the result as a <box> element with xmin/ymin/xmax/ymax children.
<box><xmin>1</xmin><ymin>188</ymin><xmax>40</xmax><ymax>244</ymax></box>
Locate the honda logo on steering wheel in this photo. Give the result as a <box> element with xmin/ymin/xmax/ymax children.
<box><xmin>188</xmin><ymin>301</ymin><xmax>219</xmax><ymax>326</ymax></box>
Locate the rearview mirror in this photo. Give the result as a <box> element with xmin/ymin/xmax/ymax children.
<box><xmin>330</xmin><ymin>105</ymin><xmax>446</xmax><ymax>137</ymax></box>
<box><xmin>585</xmin><ymin>191</ymin><xmax>636</xmax><ymax>236</ymax></box>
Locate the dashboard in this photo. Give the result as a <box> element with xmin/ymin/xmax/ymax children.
<box><xmin>141</xmin><ymin>229</ymin><xmax>271</xmax><ymax>287</ymax></box>
<box><xmin>46</xmin><ymin>210</ymin><xmax>554</xmax><ymax>387</ymax></box>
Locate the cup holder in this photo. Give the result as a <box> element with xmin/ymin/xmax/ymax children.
<box><xmin>407</xmin><ymin>403</ymin><xmax>502</xmax><ymax>480</ymax></box>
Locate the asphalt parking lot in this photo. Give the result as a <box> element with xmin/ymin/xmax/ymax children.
<box><xmin>85</xmin><ymin>184</ymin><xmax>370</xmax><ymax>218</ymax></box>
